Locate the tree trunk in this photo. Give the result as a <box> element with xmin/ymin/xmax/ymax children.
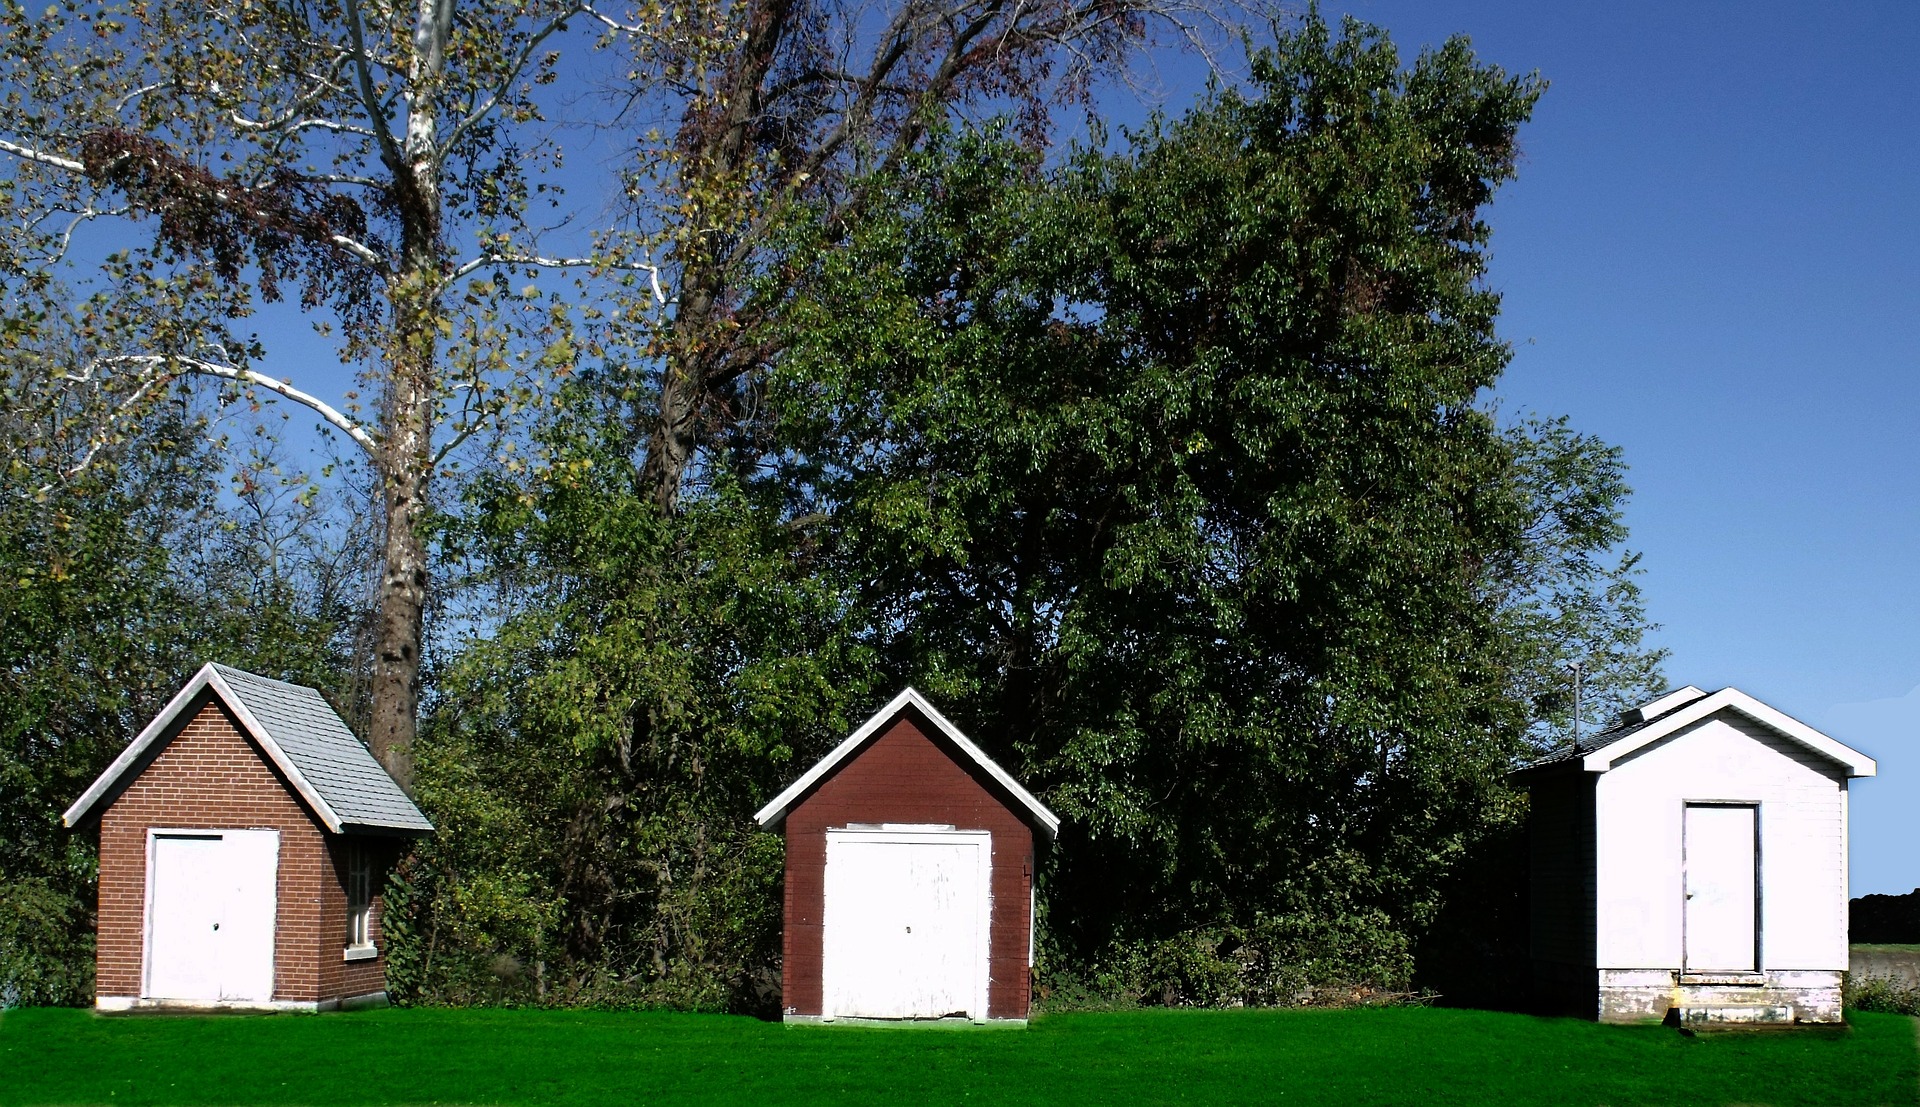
<box><xmin>639</xmin><ymin>275</ymin><xmax>717</xmax><ymax>515</ymax></box>
<box><xmin>638</xmin><ymin>0</ymin><xmax>793</xmax><ymax>515</ymax></box>
<box><xmin>364</xmin><ymin>0</ymin><xmax>451</xmax><ymax>788</ymax></box>
<box><xmin>366</xmin><ymin>193</ymin><xmax>442</xmax><ymax>788</ymax></box>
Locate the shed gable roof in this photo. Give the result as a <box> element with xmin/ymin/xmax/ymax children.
<box><xmin>64</xmin><ymin>663</ymin><xmax>434</xmax><ymax>834</ymax></box>
<box><xmin>753</xmin><ymin>688</ymin><xmax>1061</xmax><ymax>838</ymax></box>
<box><xmin>1519</xmin><ymin>685</ymin><xmax>1875</xmax><ymax>779</ymax></box>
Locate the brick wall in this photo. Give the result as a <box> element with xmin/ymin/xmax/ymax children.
<box><xmin>782</xmin><ymin>711</ymin><xmax>1038</xmax><ymax>1019</ymax></box>
<box><xmin>93</xmin><ymin>691</ymin><xmax>390</xmax><ymax>1004</ymax></box>
<box><xmin>322</xmin><ymin>835</ymin><xmax>400</xmax><ymax>999</ymax></box>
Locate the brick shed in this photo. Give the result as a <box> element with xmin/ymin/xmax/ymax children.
<box><xmin>1515</xmin><ymin>685</ymin><xmax>1874</xmax><ymax>1025</ymax></box>
<box><xmin>755</xmin><ymin>688</ymin><xmax>1059</xmax><ymax>1024</ymax></box>
<box><xmin>64</xmin><ymin>663</ymin><xmax>433</xmax><ymax>1011</ymax></box>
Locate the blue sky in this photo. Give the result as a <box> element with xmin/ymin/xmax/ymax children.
<box><xmin>1324</xmin><ymin>1</ymin><xmax>1920</xmax><ymax>894</ymax></box>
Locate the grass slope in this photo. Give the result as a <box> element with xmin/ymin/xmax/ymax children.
<box><xmin>3</xmin><ymin>1006</ymin><xmax>1915</xmax><ymax>1107</ymax></box>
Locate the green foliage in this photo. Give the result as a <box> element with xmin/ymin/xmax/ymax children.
<box><xmin>1496</xmin><ymin>417</ymin><xmax>1667</xmax><ymax>747</ymax></box>
<box><xmin>396</xmin><ymin>380</ymin><xmax>877</xmax><ymax>1010</ymax></box>
<box><xmin>2</xmin><ymin>13</ymin><xmax>1666</xmax><ymax>1014</ymax></box>
<box><xmin>758</xmin><ymin>15</ymin><xmax>1652</xmax><ymax>1002</ymax></box>
<box><xmin>1846</xmin><ymin>975</ymin><xmax>1920</xmax><ymax>1017</ymax></box>
<box><xmin>0</xmin><ymin>319</ymin><xmax>371</xmax><ymax>1006</ymax></box>
<box><xmin>403</xmin><ymin>14</ymin><xmax>1660</xmax><ymax>1010</ymax></box>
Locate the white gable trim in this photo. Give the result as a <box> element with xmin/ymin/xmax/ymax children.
<box><xmin>1628</xmin><ymin>686</ymin><xmax>1708</xmax><ymax>723</ymax></box>
<box><xmin>63</xmin><ymin>664</ymin><xmax>346</xmax><ymax>833</ymax></box>
<box><xmin>1582</xmin><ymin>687</ymin><xmax>1876</xmax><ymax>778</ymax></box>
<box><xmin>753</xmin><ymin>687</ymin><xmax>1061</xmax><ymax>839</ymax></box>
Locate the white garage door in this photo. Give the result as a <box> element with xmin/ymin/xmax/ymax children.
<box><xmin>1684</xmin><ymin>805</ymin><xmax>1758</xmax><ymax>973</ymax></box>
<box><xmin>145</xmin><ymin>829</ymin><xmax>279</xmax><ymax>1003</ymax></box>
<box><xmin>822</xmin><ymin>827</ymin><xmax>990</xmax><ymax>1020</ymax></box>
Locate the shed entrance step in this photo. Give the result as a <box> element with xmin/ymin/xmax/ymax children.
<box><xmin>1670</xmin><ymin>1004</ymin><xmax>1795</xmax><ymax>1025</ymax></box>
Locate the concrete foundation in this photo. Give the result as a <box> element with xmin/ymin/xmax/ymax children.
<box><xmin>97</xmin><ymin>990</ymin><xmax>389</xmax><ymax>1014</ymax></box>
<box><xmin>1596</xmin><ymin>969</ymin><xmax>1842</xmax><ymax>1024</ymax></box>
<box><xmin>782</xmin><ymin>1014</ymin><xmax>1026</xmax><ymax>1028</ymax></box>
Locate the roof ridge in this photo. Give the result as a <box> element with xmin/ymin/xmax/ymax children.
<box><xmin>65</xmin><ymin>661</ymin><xmax>433</xmax><ymax>835</ymax></box>
<box><xmin>210</xmin><ymin>662</ymin><xmax>320</xmax><ymax>694</ymax></box>
<box><xmin>1516</xmin><ymin>685</ymin><xmax>1875</xmax><ymax>780</ymax></box>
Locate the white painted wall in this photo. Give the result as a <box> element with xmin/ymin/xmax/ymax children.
<box><xmin>821</xmin><ymin>827</ymin><xmax>990</xmax><ymax>1020</ymax></box>
<box><xmin>1594</xmin><ymin>714</ymin><xmax>1849</xmax><ymax>971</ymax></box>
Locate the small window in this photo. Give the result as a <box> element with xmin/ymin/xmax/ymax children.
<box><xmin>346</xmin><ymin>845</ymin><xmax>374</xmax><ymax>952</ymax></box>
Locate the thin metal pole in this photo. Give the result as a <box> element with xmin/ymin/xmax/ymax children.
<box><xmin>1569</xmin><ymin>660</ymin><xmax>1585</xmax><ymax>746</ymax></box>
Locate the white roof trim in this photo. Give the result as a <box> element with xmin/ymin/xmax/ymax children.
<box><xmin>1627</xmin><ymin>685</ymin><xmax>1708</xmax><ymax>723</ymax></box>
<box><xmin>753</xmin><ymin>687</ymin><xmax>1061</xmax><ymax>838</ymax></box>
<box><xmin>1582</xmin><ymin>687</ymin><xmax>1877</xmax><ymax>778</ymax></box>
<box><xmin>63</xmin><ymin>663</ymin><xmax>346</xmax><ymax>832</ymax></box>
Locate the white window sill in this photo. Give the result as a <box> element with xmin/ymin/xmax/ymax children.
<box><xmin>343</xmin><ymin>945</ymin><xmax>379</xmax><ymax>962</ymax></box>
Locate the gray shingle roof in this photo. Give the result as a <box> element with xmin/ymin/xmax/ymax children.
<box><xmin>64</xmin><ymin>663</ymin><xmax>432</xmax><ymax>835</ymax></box>
<box><xmin>1520</xmin><ymin>716</ymin><xmax>1656</xmax><ymax>773</ymax></box>
<box><xmin>210</xmin><ymin>664</ymin><xmax>433</xmax><ymax>833</ymax></box>
<box><xmin>1517</xmin><ymin>684</ymin><xmax>1877</xmax><ymax>781</ymax></box>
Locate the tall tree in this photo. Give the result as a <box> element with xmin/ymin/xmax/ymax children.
<box><xmin>1</xmin><ymin>0</ymin><xmax>1209</xmax><ymax>786</ymax></box>
<box><xmin>413</xmin><ymin>14</ymin><xmax>1662</xmax><ymax>1009</ymax></box>
<box><xmin>618</xmin><ymin>0</ymin><xmax>1211</xmax><ymax>511</ymax></box>
<box><xmin>0</xmin><ymin>0</ymin><xmax>633</xmax><ymax>786</ymax></box>
<box><xmin>763</xmin><ymin>17</ymin><xmax>1661</xmax><ymax>1000</ymax></box>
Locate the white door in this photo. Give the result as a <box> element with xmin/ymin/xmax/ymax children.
<box><xmin>1684</xmin><ymin>805</ymin><xmax>1758</xmax><ymax>972</ymax></box>
<box><xmin>822</xmin><ymin>828</ymin><xmax>990</xmax><ymax>1019</ymax></box>
<box><xmin>146</xmin><ymin>830</ymin><xmax>280</xmax><ymax>1002</ymax></box>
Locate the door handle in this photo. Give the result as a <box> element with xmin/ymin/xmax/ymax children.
<box><xmin>212</xmin><ymin>923</ymin><xmax>220</xmax><ymax>930</ymax></box>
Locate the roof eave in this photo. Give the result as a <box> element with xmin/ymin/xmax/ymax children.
<box><xmin>64</xmin><ymin>663</ymin><xmax>221</xmax><ymax>828</ymax></box>
<box><xmin>204</xmin><ymin>668</ymin><xmax>346</xmax><ymax>833</ymax></box>
<box><xmin>63</xmin><ymin>662</ymin><xmax>354</xmax><ymax>834</ymax></box>
<box><xmin>754</xmin><ymin>688</ymin><xmax>1061</xmax><ymax>839</ymax></box>
<box><xmin>337</xmin><ymin>819</ymin><xmax>437</xmax><ymax>837</ymax></box>
<box><xmin>1508</xmin><ymin>756</ymin><xmax>1591</xmax><ymax>783</ymax></box>
<box><xmin>1581</xmin><ymin>688</ymin><xmax>1877</xmax><ymax>777</ymax></box>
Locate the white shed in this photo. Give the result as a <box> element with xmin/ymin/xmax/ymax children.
<box><xmin>1515</xmin><ymin>685</ymin><xmax>1875</xmax><ymax>1024</ymax></box>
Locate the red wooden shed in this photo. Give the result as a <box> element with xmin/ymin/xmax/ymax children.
<box><xmin>64</xmin><ymin>663</ymin><xmax>432</xmax><ymax>1011</ymax></box>
<box><xmin>755</xmin><ymin>688</ymin><xmax>1060</xmax><ymax>1025</ymax></box>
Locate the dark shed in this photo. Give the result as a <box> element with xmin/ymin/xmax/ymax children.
<box><xmin>755</xmin><ymin>688</ymin><xmax>1059</xmax><ymax>1023</ymax></box>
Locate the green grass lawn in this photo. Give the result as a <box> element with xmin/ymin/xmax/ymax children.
<box><xmin>3</xmin><ymin>1005</ymin><xmax>1915</xmax><ymax>1107</ymax></box>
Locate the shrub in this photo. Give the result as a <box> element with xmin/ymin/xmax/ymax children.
<box><xmin>1846</xmin><ymin>974</ymin><xmax>1920</xmax><ymax>1017</ymax></box>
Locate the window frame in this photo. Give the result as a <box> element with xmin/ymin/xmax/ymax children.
<box><xmin>344</xmin><ymin>843</ymin><xmax>376</xmax><ymax>959</ymax></box>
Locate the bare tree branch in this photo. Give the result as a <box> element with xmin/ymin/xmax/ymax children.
<box><xmin>231</xmin><ymin>114</ymin><xmax>378</xmax><ymax>140</ymax></box>
<box><xmin>343</xmin><ymin>0</ymin><xmax>405</xmax><ymax>169</ymax></box>
<box><xmin>86</xmin><ymin>353</ymin><xmax>379</xmax><ymax>456</ymax></box>
<box><xmin>448</xmin><ymin>252</ymin><xmax>667</xmax><ymax>304</ymax></box>
<box><xmin>443</xmin><ymin>3</ymin><xmax>589</xmax><ymax>152</ymax></box>
<box><xmin>3</xmin><ymin>136</ymin><xmax>387</xmax><ymax>270</ymax></box>
<box><xmin>0</xmin><ymin>138</ymin><xmax>86</xmax><ymax>173</ymax></box>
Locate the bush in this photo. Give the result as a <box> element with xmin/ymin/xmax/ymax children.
<box><xmin>1846</xmin><ymin>974</ymin><xmax>1920</xmax><ymax>1017</ymax></box>
<box><xmin>0</xmin><ymin>877</ymin><xmax>94</xmax><ymax>1008</ymax></box>
<box><xmin>1035</xmin><ymin>912</ymin><xmax>1419</xmax><ymax>1012</ymax></box>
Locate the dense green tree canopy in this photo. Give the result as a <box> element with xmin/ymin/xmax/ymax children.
<box><xmin>390</xmin><ymin>16</ymin><xmax>1660</xmax><ymax>1008</ymax></box>
<box><xmin>758</xmin><ymin>19</ymin><xmax>1617</xmax><ymax>998</ymax></box>
<box><xmin>2</xmin><ymin>13</ymin><xmax>1663</xmax><ymax>1010</ymax></box>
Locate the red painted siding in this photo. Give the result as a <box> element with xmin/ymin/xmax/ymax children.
<box><xmin>92</xmin><ymin>692</ymin><xmax>395</xmax><ymax>1005</ymax></box>
<box><xmin>782</xmin><ymin>711</ymin><xmax>1038</xmax><ymax>1019</ymax></box>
